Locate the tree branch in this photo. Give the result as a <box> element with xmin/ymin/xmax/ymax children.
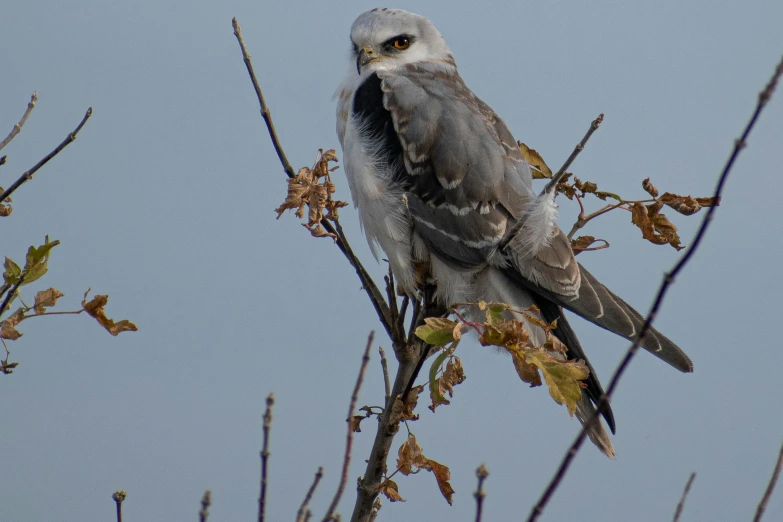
<box><xmin>199</xmin><ymin>490</ymin><xmax>212</xmax><ymax>522</ymax></box>
<box><xmin>474</xmin><ymin>464</ymin><xmax>489</xmax><ymax>522</ymax></box>
<box><xmin>378</xmin><ymin>346</ymin><xmax>391</xmax><ymax>407</ymax></box>
<box><xmin>0</xmin><ymin>92</ymin><xmax>37</xmax><ymax>152</ymax></box>
<box><xmin>542</xmin><ymin>113</ymin><xmax>603</xmax><ymax>194</ymax></box>
<box><xmin>112</xmin><ymin>490</ymin><xmax>126</xmax><ymax>522</ymax></box>
<box><xmin>753</xmin><ymin>439</ymin><xmax>783</xmax><ymax>522</ymax></box>
<box><xmin>526</xmin><ymin>53</ymin><xmax>783</xmax><ymax>522</ymax></box>
<box><xmin>0</xmin><ymin>107</ymin><xmax>92</xmax><ymax>203</ymax></box>
<box><xmin>297</xmin><ymin>467</ymin><xmax>324</xmax><ymax>522</ymax></box>
<box><xmin>324</xmin><ymin>332</ymin><xmax>375</xmax><ymax>522</ymax></box>
<box><xmin>259</xmin><ymin>393</ymin><xmax>275</xmax><ymax>522</ymax></box>
<box><xmin>672</xmin><ymin>472</ymin><xmax>696</xmax><ymax>522</ymax></box>
<box><xmin>231</xmin><ymin>17</ymin><xmax>393</xmax><ymax>338</ymax></box>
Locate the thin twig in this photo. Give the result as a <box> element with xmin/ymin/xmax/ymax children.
<box><xmin>112</xmin><ymin>490</ymin><xmax>126</xmax><ymax>522</ymax></box>
<box><xmin>0</xmin><ymin>274</ymin><xmax>25</xmax><ymax>317</ymax></box>
<box><xmin>672</xmin><ymin>472</ymin><xmax>696</xmax><ymax>522</ymax></box>
<box><xmin>0</xmin><ymin>92</ymin><xmax>37</xmax><ymax>152</ymax></box>
<box><xmin>259</xmin><ymin>393</ymin><xmax>275</xmax><ymax>522</ymax></box>
<box><xmin>379</xmin><ymin>346</ymin><xmax>391</xmax><ymax>407</ymax></box>
<box><xmin>527</xmin><ymin>54</ymin><xmax>783</xmax><ymax>522</ymax></box>
<box><xmin>474</xmin><ymin>464</ymin><xmax>489</xmax><ymax>522</ymax></box>
<box><xmin>0</xmin><ymin>107</ymin><xmax>92</xmax><ymax>203</ymax></box>
<box><xmin>232</xmin><ymin>18</ymin><xmax>294</xmax><ymax>177</ymax></box>
<box><xmin>231</xmin><ymin>18</ymin><xmax>393</xmax><ymax>338</ymax></box>
<box><xmin>297</xmin><ymin>467</ymin><xmax>324</xmax><ymax>522</ymax></box>
<box><xmin>199</xmin><ymin>490</ymin><xmax>212</xmax><ymax>522</ymax></box>
<box><xmin>542</xmin><ymin>113</ymin><xmax>604</xmax><ymax>194</ymax></box>
<box><xmin>753</xmin><ymin>439</ymin><xmax>783</xmax><ymax>522</ymax></box>
<box><xmin>324</xmin><ymin>332</ymin><xmax>375</xmax><ymax>522</ymax></box>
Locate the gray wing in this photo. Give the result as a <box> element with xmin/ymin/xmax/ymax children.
<box><xmin>379</xmin><ymin>65</ymin><xmax>691</xmax><ymax>373</ymax></box>
<box><xmin>379</xmin><ymin>66</ymin><xmax>537</xmax><ymax>269</ymax></box>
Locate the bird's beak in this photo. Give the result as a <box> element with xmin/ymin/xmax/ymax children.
<box><xmin>356</xmin><ymin>46</ymin><xmax>376</xmax><ymax>74</ymax></box>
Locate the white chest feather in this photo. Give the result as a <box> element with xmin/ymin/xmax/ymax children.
<box><xmin>342</xmin><ymin>114</ymin><xmax>418</xmax><ymax>293</ymax></box>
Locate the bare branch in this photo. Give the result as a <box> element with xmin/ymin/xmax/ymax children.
<box><xmin>297</xmin><ymin>467</ymin><xmax>324</xmax><ymax>522</ymax></box>
<box><xmin>672</xmin><ymin>472</ymin><xmax>696</xmax><ymax>522</ymax></box>
<box><xmin>0</xmin><ymin>274</ymin><xmax>25</xmax><ymax>317</ymax></box>
<box><xmin>199</xmin><ymin>490</ymin><xmax>212</xmax><ymax>522</ymax></box>
<box><xmin>231</xmin><ymin>18</ymin><xmax>294</xmax><ymax>178</ymax></box>
<box><xmin>542</xmin><ymin>113</ymin><xmax>603</xmax><ymax>194</ymax></box>
<box><xmin>526</xmin><ymin>53</ymin><xmax>783</xmax><ymax>522</ymax></box>
<box><xmin>259</xmin><ymin>393</ymin><xmax>275</xmax><ymax>522</ymax></box>
<box><xmin>112</xmin><ymin>490</ymin><xmax>126</xmax><ymax>522</ymax></box>
<box><xmin>0</xmin><ymin>92</ymin><xmax>37</xmax><ymax>152</ymax></box>
<box><xmin>231</xmin><ymin>18</ymin><xmax>393</xmax><ymax>338</ymax></box>
<box><xmin>324</xmin><ymin>332</ymin><xmax>375</xmax><ymax>522</ymax></box>
<box><xmin>378</xmin><ymin>346</ymin><xmax>391</xmax><ymax>407</ymax></box>
<box><xmin>474</xmin><ymin>464</ymin><xmax>489</xmax><ymax>522</ymax></box>
<box><xmin>0</xmin><ymin>107</ymin><xmax>92</xmax><ymax>203</ymax></box>
<box><xmin>753</xmin><ymin>439</ymin><xmax>783</xmax><ymax>522</ymax></box>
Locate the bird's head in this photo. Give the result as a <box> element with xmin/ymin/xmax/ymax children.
<box><xmin>349</xmin><ymin>8</ymin><xmax>455</xmax><ymax>75</ymax></box>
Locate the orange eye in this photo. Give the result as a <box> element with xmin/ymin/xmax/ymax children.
<box><xmin>393</xmin><ymin>37</ymin><xmax>410</xmax><ymax>50</ymax></box>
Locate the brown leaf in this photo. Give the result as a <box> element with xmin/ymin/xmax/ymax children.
<box><xmin>397</xmin><ymin>433</ymin><xmax>427</xmax><ymax>475</ymax></box>
<box><xmin>349</xmin><ymin>415</ymin><xmax>365</xmax><ymax>433</ymax></box>
<box><xmin>390</xmin><ymin>385</ymin><xmax>423</xmax><ymax>424</ymax></box>
<box><xmin>421</xmin><ymin>459</ymin><xmax>455</xmax><ymax>506</ymax></box>
<box><xmin>429</xmin><ymin>357</ymin><xmax>466</xmax><ymax>412</ymax></box>
<box><xmin>0</xmin><ymin>307</ymin><xmax>24</xmax><ymax>340</ymax></box>
<box><xmin>630</xmin><ymin>201</ymin><xmax>684</xmax><ymax>250</ymax></box>
<box><xmin>642</xmin><ymin>177</ymin><xmax>659</xmax><ymax>197</ymax></box>
<box><xmin>574</xmin><ymin>177</ymin><xmax>598</xmax><ymax>195</ymax></box>
<box><xmin>511</xmin><ymin>349</ymin><xmax>542</xmax><ymax>387</ymax></box>
<box><xmin>82</xmin><ymin>295</ymin><xmax>139</xmax><ymax>336</ymax></box>
<box><xmin>379</xmin><ymin>479</ymin><xmax>405</xmax><ymax>502</ymax></box>
<box><xmin>274</xmin><ymin>149</ymin><xmax>346</xmax><ymax>240</ymax></box>
<box><xmin>33</xmin><ymin>287</ymin><xmax>64</xmax><ymax>314</ymax></box>
<box><xmin>570</xmin><ymin>236</ymin><xmax>610</xmax><ymax>255</ymax></box>
<box><xmin>518</xmin><ymin>142</ymin><xmax>552</xmax><ymax>179</ymax></box>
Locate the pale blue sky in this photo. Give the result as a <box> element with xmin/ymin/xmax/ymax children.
<box><xmin>2</xmin><ymin>1</ymin><xmax>782</xmax><ymax>521</ymax></box>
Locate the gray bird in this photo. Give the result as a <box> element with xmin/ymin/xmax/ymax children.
<box><xmin>335</xmin><ymin>8</ymin><xmax>692</xmax><ymax>457</ymax></box>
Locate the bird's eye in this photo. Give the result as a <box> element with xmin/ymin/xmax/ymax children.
<box><xmin>392</xmin><ymin>37</ymin><xmax>410</xmax><ymax>50</ymax></box>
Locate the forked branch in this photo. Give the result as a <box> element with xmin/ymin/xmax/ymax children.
<box><xmin>527</xmin><ymin>53</ymin><xmax>783</xmax><ymax>522</ymax></box>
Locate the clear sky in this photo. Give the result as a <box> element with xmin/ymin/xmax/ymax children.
<box><xmin>2</xmin><ymin>1</ymin><xmax>782</xmax><ymax>521</ymax></box>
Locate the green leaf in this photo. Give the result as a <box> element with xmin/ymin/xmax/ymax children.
<box><xmin>415</xmin><ymin>317</ymin><xmax>458</xmax><ymax>346</ymax></box>
<box><xmin>485</xmin><ymin>302</ymin><xmax>509</xmax><ymax>326</ymax></box>
<box><xmin>22</xmin><ymin>238</ymin><xmax>60</xmax><ymax>286</ymax></box>
<box><xmin>3</xmin><ymin>257</ymin><xmax>22</xmax><ymax>285</ymax></box>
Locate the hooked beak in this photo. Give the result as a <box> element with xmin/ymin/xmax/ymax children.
<box><xmin>356</xmin><ymin>46</ymin><xmax>377</xmax><ymax>74</ymax></box>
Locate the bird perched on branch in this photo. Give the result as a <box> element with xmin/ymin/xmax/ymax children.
<box><xmin>335</xmin><ymin>8</ymin><xmax>692</xmax><ymax>457</ymax></box>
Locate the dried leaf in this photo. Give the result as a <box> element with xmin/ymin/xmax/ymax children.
<box><xmin>524</xmin><ymin>350</ymin><xmax>589</xmax><ymax>416</ymax></box>
<box><xmin>630</xmin><ymin>201</ymin><xmax>684</xmax><ymax>250</ymax></box>
<box><xmin>390</xmin><ymin>385</ymin><xmax>423</xmax><ymax>424</ymax></box>
<box><xmin>484</xmin><ymin>302</ymin><xmax>509</xmax><ymax>326</ymax></box>
<box><xmin>0</xmin><ymin>308</ymin><xmax>25</xmax><ymax>340</ymax></box>
<box><xmin>397</xmin><ymin>433</ymin><xmax>427</xmax><ymax>475</ymax></box>
<box><xmin>574</xmin><ymin>177</ymin><xmax>598</xmax><ymax>195</ymax></box>
<box><xmin>274</xmin><ymin>149</ymin><xmax>346</xmax><ymax>240</ymax></box>
<box><xmin>33</xmin><ymin>287</ymin><xmax>64</xmax><ymax>314</ymax></box>
<box><xmin>82</xmin><ymin>295</ymin><xmax>138</xmax><ymax>336</ymax></box>
<box><xmin>511</xmin><ymin>349</ymin><xmax>542</xmax><ymax>387</ymax></box>
<box><xmin>379</xmin><ymin>479</ymin><xmax>405</xmax><ymax>502</ymax></box>
<box><xmin>571</xmin><ymin>235</ymin><xmax>596</xmax><ymax>255</ymax></box>
<box><xmin>349</xmin><ymin>415</ymin><xmax>365</xmax><ymax>433</ymax></box>
<box><xmin>421</xmin><ymin>459</ymin><xmax>455</xmax><ymax>506</ymax></box>
<box><xmin>429</xmin><ymin>357</ymin><xmax>466</xmax><ymax>412</ymax></box>
<box><xmin>642</xmin><ymin>177</ymin><xmax>659</xmax><ymax>197</ymax></box>
<box><xmin>518</xmin><ymin>142</ymin><xmax>552</xmax><ymax>179</ymax></box>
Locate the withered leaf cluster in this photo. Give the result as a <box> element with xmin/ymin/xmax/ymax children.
<box><xmin>0</xmin><ymin>188</ymin><xmax>12</xmax><ymax>217</ymax></box>
<box><xmin>274</xmin><ymin>149</ymin><xmax>348</xmax><ymax>239</ymax></box>
<box><xmin>519</xmin><ymin>141</ymin><xmax>719</xmax><ymax>252</ymax></box>
<box><xmin>379</xmin><ymin>433</ymin><xmax>454</xmax><ymax>505</ymax></box>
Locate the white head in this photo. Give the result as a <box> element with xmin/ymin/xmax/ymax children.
<box><xmin>349</xmin><ymin>8</ymin><xmax>455</xmax><ymax>75</ymax></box>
